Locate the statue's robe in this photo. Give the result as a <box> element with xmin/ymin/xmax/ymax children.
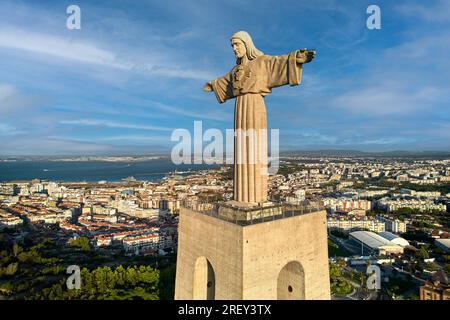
<box><xmin>210</xmin><ymin>51</ymin><xmax>303</xmax><ymax>203</ymax></box>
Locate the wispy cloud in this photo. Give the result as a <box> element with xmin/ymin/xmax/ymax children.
<box><xmin>0</xmin><ymin>123</ymin><xmax>26</xmax><ymax>136</ymax></box>
<box><xmin>359</xmin><ymin>137</ymin><xmax>419</xmax><ymax>145</ymax></box>
<box><xmin>147</xmin><ymin>100</ymin><xmax>229</xmax><ymax>121</ymax></box>
<box><xmin>0</xmin><ymin>27</ymin><xmax>122</xmax><ymax>68</ymax></box>
<box><xmin>282</xmin><ymin>132</ymin><xmax>339</xmax><ymax>145</ymax></box>
<box><xmin>0</xmin><ymin>26</ymin><xmax>214</xmax><ymax>80</ymax></box>
<box><xmin>331</xmin><ymin>85</ymin><xmax>445</xmax><ymax>115</ymax></box>
<box><xmin>60</xmin><ymin>119</ymin><xmax>173</xmax><ymax>131</ymax></box>
<box><xmin>395</xmin><ymin>0</ymin><xmax>450</xmax><ymax>22</ymax></box>
<box><xmin>0</xmin><ymin>136</ymin><xmax>169</xmax><ymax>155</ymax></box>
<box><xmin>0</xmin><ymin>83</ymin><xmax>45</xmax><ymax>116</ymax></box>
<box><xmin>97</xmin><ymin>135</ymin><xmax>169</xmax><ymax>142</ymax></box>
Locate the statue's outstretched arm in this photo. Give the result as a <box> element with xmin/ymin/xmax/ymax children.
<box><xmin>203</xmin><ymin>73</ymin><xmax>233</xmax><ymax>103</ymax></box>
<box><xmin>203</xmin><ymin>82</ymin><xmax>213</xmax><ymax>92</ymax></box>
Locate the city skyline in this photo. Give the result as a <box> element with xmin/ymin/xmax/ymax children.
<box><xmin>1</xmin><ymin>0</ymin><xmax>450</xmax><ymax>155</ymax></box>
<box><xmin>2</xmin><ymin>154</ymin><xmax>450</xmax><ymax>300</ymax></box>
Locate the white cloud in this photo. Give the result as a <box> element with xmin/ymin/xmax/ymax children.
<box><xmin>0</xmin><ymin>83</ymin><xmax>44</xmax><ymax>115</ymax></box>
<box><xmin>359</xmin><ymin>137</ymin><xmax>418</xmax><ymax>145</ymax></box>
<box><xmin>331</xmin><ymin>85</ymin><xmax>445</xmax><ymax>115</ymax></box>
<box><xmin>0</xmin><ymin>136</ymin><xmax>169</xmax><ymax>155</ymax></box>
<box><xmin>0</xmin><ymin>123</ymin><xmax>25</xmax><ymax>136</ymax></box>
<box><xmin>0</xmin><ymin>28</ymin><xmax>123</xmax><ymax>68</ymax></box>
<box><xmin>396</xmin><ymin>0</ymin><xmax>450</xmax><ymax>22</ymax></box>
<box><xmin>281</xmin><ymin>132</ymin><xmax>339</xmax><ymax>145</ymax></box>
<box><xmin>127</xmin><ymin>62</ymin><xmax>215</xmax><ymax>80</ymax></box>
<box><xmin>60</xmin><ymin>119</ymin><xmax>173</xmax><ymax>131</ymax></box>
<box><xmin>0</xmin><ymin>26</ymin><xmax>215</xmax><ymax>80</ymax></box>
<box><xmin>147</xmin><ymin>100</ymin><xmax>229</xmax><ymax>121</ymax></box>
<box><xmin>97</xmin><ymin>135</ymin><xmax>169</xmax><ymax>142</ymax></box>
<box><xmin>383</xmin><ymin>33</ymin><xmax>450</xmax><ymax>69</ymax></box>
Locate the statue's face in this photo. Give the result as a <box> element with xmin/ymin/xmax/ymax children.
<box><xmin>231</xmin><ymin>38</ymin><xmax>246</xmax><ymax>59</ymax></box>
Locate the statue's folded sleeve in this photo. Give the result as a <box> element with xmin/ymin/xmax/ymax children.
<box><xmin>211</xmin><ymin>73</ymin><xmax>234</xmax><ymax>104</ymax></box>
<box><xmin>267</xmin><ymin>51</ymin><xmax>303</xmax><ymax>89</ymax></box>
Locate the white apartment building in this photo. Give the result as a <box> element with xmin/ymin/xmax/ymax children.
<box><xmin>327</xmin><ymin>217</ymin><xmax>385</xmax><ymax>233</ymax></box>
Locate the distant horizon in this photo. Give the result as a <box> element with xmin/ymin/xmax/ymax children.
<box><xmin>1</xmin><ymin>148</ymin><xmax>450</xmax><ymax>158</ymax></box>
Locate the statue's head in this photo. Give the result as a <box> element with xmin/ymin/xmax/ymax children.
<box><xmin>230</xmin><ymin>31</ymin><xmax>263</xmax><ymax>63</ymax></box>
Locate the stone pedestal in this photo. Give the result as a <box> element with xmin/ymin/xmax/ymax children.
<box><xmin>217</xmin><ymin>200</ymin><xmax>282</xmax><ymax>222</ymax></box>
<box><xmin>174</xmin><ymin>203</ymin><xmax>331</xmax><ymax>300</ymax></box>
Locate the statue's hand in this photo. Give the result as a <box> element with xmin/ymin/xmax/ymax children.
<box><xmin>296</xmin><ymin>49</ymin><xmax>315</xmax><ymax>64</ymax></box>
<box><xmin>203</xmin><ymin>82</ymin><xmax>213</xmax><ymax>92</ymax></box>
<box><xmin>296</xmin><ymin>51</ymin><xmax>308</xmax><ymax>64</ymax></box>
<box><xmin>305</xmin><ymin>50</ymin><xmax>315</xmax><ymax>63</ymax></box>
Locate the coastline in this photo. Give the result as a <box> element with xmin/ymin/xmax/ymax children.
<box><xmin>0</xmin><ymin>158</ymin><xmax>220</xmax><ymax>183</ymax></box>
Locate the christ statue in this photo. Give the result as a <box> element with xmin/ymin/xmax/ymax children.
<box><xmin>203</xmin><ymin>31</ymin><xmax>315</xmax><ymax>205</ymax></box>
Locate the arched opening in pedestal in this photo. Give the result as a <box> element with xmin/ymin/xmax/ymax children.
<box><xmin>193</xmin><ymin>256</ymin><xmax>215</xmax><ymax>300</ymax></box>
<box><xmin>277</xmin><ymin>261</ymin><xmax>305</xmax><ymax>300</ymax></box>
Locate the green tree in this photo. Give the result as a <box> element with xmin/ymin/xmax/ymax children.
<box><xmin>0</xmin><ymin>249</ymin><xmax>11</xmax><ymax>265</ymax></box>
<box><xmin>159</xmin><ymin>265</ymin><xmax>176</xmax><ymax>300</ymax></box>
<box><xmin>126</xmin><ymin>266</ymin><xmax>138</xmax><ymax>286</ymax></box>
<box><xmin>424</xmin><ymin>262</ymin><xmax>437</xmax><ymax>271</ymax></box>
<box><xmin>444</xmin><ymin>264</ymin><xmax>450</xmax><ymax>275</ymax></box>
<box><xmin>5</xmin><ymin>262</ymin><xmax>18</xmax><ymax>275</ymax></box>
<box><xmin>12</xmin><ymin>243</ymin><xmax>22</xmax><ymax>257</ymax></box>
<box><xmin>415</xmin><ymin>246</ymin><xmax>429</xmax><ymax>260</ymax></box>
<box><xmin>329</xmin><ymin>263</ymin><xmax>342</xmax><ymax>279</ymax></box>
<box><xmin>115</xmin><ymin>265</ymin><xmax>126</xmax><ymax>286</ymax></box>
<box><xmin>69</xmin><ymin>237</ymin><xmax>91</xmax><ymax>251</ymax></box>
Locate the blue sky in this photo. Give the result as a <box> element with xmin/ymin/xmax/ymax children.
<box><xmin>0</xmin><ymin>0</ymin><xmax>449</xmax><ymax>155</ymax></box>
